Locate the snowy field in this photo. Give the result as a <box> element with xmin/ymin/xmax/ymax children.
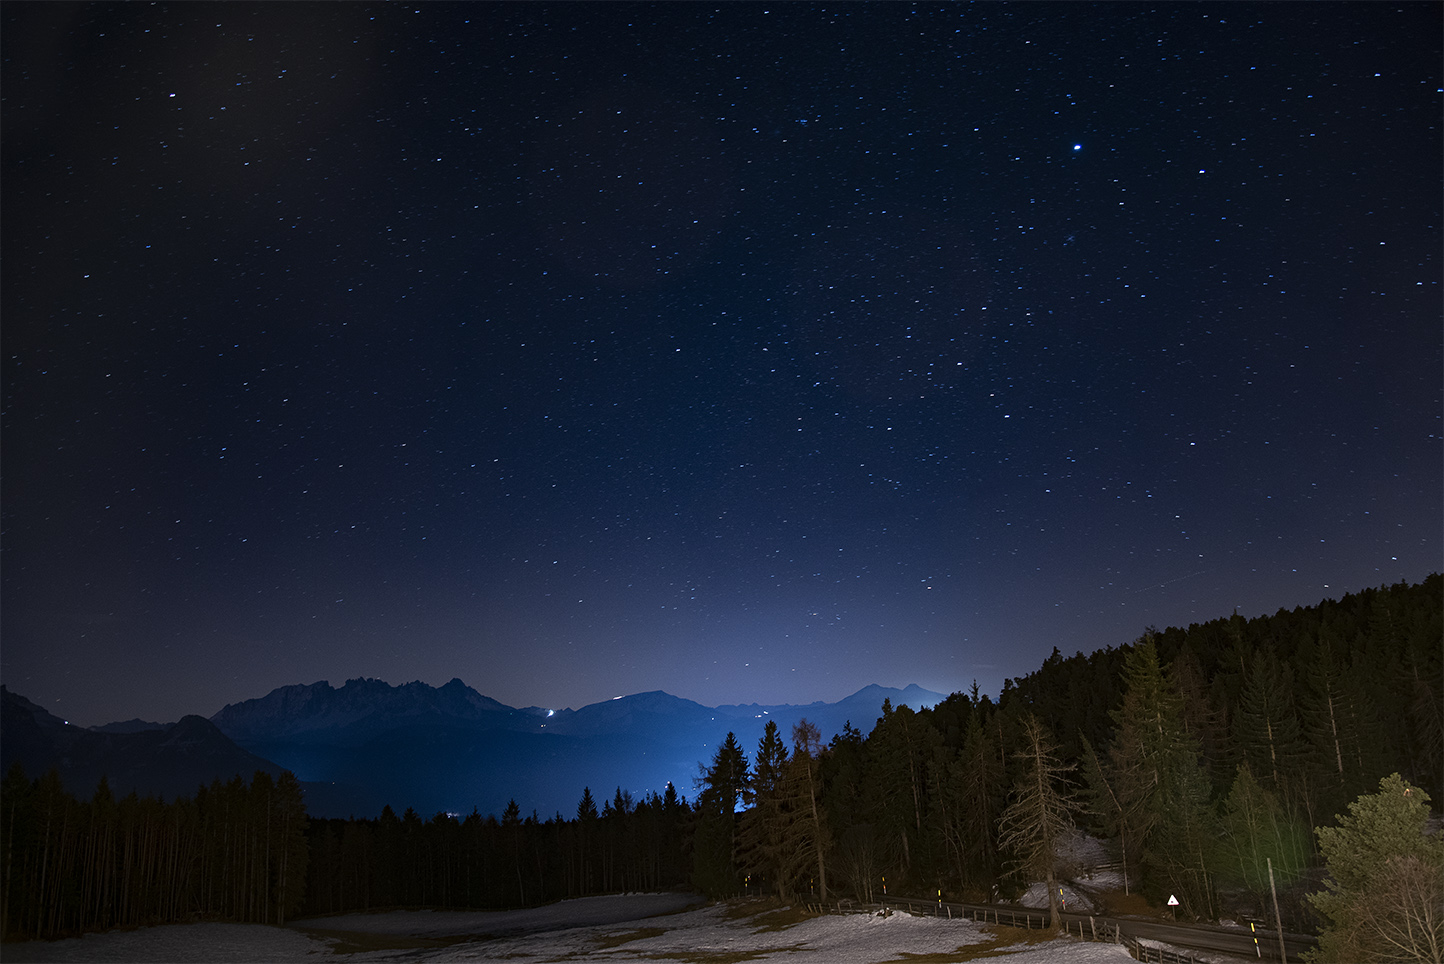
<box><xmin>5</xmin><ymin>893</ymin><xmax>1148</xmax><ymax>963</ymax></box>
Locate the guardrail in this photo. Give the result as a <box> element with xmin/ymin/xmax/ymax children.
<box><xmin>873</xmin><ymin>896</ymin><xmax>1201</xmax><ymax>963</ymax></box>
<box><xmin>804</xmin><ymin>894</ymin><xmax>1309</xmax><ymax>963</ymax></box>
<box><xmin>881</xmin><ymin>896</ymin><xmax>1057</xmax><ymax>931</ymax></box>
<box><xmin>1120</xmin><ymin>934</ymin><xmax>1200</xmax><ymax>964</ymax></box>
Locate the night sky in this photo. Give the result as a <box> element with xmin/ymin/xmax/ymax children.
<box><xmin>3</xmin><ymin>3</ymin><xmax>1439</xmax><ymax>729</ymax></box>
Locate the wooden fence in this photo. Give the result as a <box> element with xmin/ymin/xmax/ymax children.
<box><xmin>851</xmin><ymin>896</ymin><xmax>1203</xmax><ymax>963</ymax></box>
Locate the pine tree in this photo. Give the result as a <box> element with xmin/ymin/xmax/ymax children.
<box><xmin>1307</xmin><ymin>774</ymin><xmax>1444</xmax><ymax>963</ymax></box>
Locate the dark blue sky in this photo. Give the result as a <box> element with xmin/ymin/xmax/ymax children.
<box><xmin>3</xmin><ymin>3</ymin><xmax>1439</xmax><ymax>727</ymax></box>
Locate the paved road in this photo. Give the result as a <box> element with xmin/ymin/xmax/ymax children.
<box><xmin>879</xmin><ymin>896</ymin><xmax>1317</xmax><ymax>962</ymax></box>
<box><xmin>1086</xmin><ymin>913</ymin><xmax>1315</xmax><ymax>961</ymax></box>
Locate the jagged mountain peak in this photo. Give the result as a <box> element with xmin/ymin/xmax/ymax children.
<box><xmin>210</xmin><ymin>676</ymin><xmax>523</xmax><ymax>745</ymax></box>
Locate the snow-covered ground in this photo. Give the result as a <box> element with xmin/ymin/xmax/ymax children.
<box><xmin>5</xmin><ymin>893</ymin><xmax>1146</xmax><ymax>963</ymax></box>
<box><xmin>3</xmin><ymin>922</ymin><xmax>326</xmax><ymax>962</ymax></box>
<box><xmin>1017</xmin><ymin>879</ymin><xmax>1099</xmax><ymax>914</ymax></box>
<box><xmin>296</xmin><ymin>892</ymin><xmax>705</xmax><ymax>937</ymax></box>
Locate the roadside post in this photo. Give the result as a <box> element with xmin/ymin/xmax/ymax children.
<box><xmin>1268</xmin><ymin>858</ymin><xmax>1287</xmax><ymax>964</ymax></box>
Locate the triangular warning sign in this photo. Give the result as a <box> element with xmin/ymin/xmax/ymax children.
<box><xmin>1167</xmin><ymin>895</ymin><xmax>1180</xmax><ymax>906</ymax></box>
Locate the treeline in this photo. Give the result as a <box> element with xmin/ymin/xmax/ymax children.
<box><xmin>303</xmin><ymin>785</ymin><xmax>690</xmax><ymax>913</ymax></box>
<box><xmin>1</xmin><ymin>769</ymin><xmax>307</xmax><ymax>941</ymax></box>
<box><xmin>690</xmin><ymin>575</ymin><xmax>1442</xmax><ymax>931</ymax></box>
<box><xmin>4</xmin><ymin>577</ymin><xmax>1438</xmax><ymax>942</ymax></box>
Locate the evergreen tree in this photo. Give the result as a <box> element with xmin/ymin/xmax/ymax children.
<box><xmin>1168</xmin><ymin>643</ymin><xmax>1224</xmax><ymax>784</ymax></box>
<box><xmin>1213</xmin><ymin>764</ymin><xmax>1308</xmax><ymax>910</ymax></box>
<box><xmin>1307</xmin><ymin>774</ymin><xmax>1444</xmax><ymax>963</ymax></box>
<box><xmin>273</xmin><ymin>770</ymin><xmax>309</xmax><ymax>922</ymax></box>
<box><xmin>1300</xmin><ymin>635</ymin><xmax>1379</xmax><ymax>818</ymax></box>
<box><xmin>692</xmin><ymin>733</ymin><xmax>750</xmax><ymax>897</ymax></box>
<box><xmin>865</xmin><ymin>700</ymin><xmax>939</xmax><ymax>883</ymax></box>
<box><xmin>739</xmin><ymin>721</ymin><xmax>790</xmax><ymax>898</ymax></box>
<box><xmin>1232</xmin><ymin>648</ymin><xmax>1308</xmax><ymax>815</ymax></box>
<box><xmin>926</xmin><ymin>749</ymin><xmax>969</xmax><ymax>895</ymax></box>
<box><xmin>575</xmin><ymin>788</ymin><xmax>598</xmax><ymax>894</ymax></box>
<box><xmin>957</xmin><ymin>703</ymin><xmax>1004</xmax><ymax>893</ymax></box>
<box><xmin>1107</xmin><ymin>634</ymin><xmax>1217</xmax><ymax>915</ymax></box>
<box><xmin>502</xmin><ymin>799</ymin><xmax>525</xmax><ymax>905</ymax></box>
<box><xmin>822</xmin><ymin>721</ymin><xmax>879</xmax><ymax>901</ymax></box>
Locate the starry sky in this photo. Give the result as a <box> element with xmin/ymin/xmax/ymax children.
<box><xmin>3</xmin><ymin>3</ymin><xmax>1440</xmax><ymax>729</ymax></box>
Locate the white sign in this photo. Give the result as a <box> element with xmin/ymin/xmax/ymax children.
<box><xmin>1167</xmin><ymin>895</ymin><xmax>1180</xmax><ymax>906</ymax></box>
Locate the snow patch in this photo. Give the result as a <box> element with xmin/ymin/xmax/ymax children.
<box><xmin>5</xmin><ymin>894</ymin><xmax>1143</xmax><ymax>963</ymax></box>
<box><xmin>1018</xmin><ymin>880</ymin><xmax>1098</xmax><ymax>914</ymax></box>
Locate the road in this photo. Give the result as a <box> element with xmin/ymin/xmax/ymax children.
<box><xmin>878</xmin><ymin>896</ymin><xmax>1317</xmax><ymax>962</ymax></box>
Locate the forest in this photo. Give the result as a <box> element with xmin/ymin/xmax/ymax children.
<box><xmin>3</xmin><ymin>576</ymin><xmax>1439</xmax><ymax>951</ymax></box>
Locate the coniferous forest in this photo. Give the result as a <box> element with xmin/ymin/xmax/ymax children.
<box><xmin>3</xmin><ymin>577</ymin><xmax>1439</xmax><ymax>948</ymax></box>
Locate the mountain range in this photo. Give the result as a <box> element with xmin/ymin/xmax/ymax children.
<box><xmin>2</xmin><ymin>679</ymin><xmax>945</xmax><ymax>820</ymax></box>
<box><xmin>0</xmin><ymin>686</ymin><xmax>288</xmax><ymax>803</ymax></box>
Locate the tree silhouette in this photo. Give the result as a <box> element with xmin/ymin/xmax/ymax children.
<box><xmin>998</xmin><ymin>714</ymin><xmax>1074</xmax><ymax>930</ymax></box>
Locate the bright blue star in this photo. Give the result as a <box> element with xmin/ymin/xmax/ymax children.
<box><xmin>1072</xmin><ymin>143</ymin><xmax>1082</xmax><ymax>151</ymax></box>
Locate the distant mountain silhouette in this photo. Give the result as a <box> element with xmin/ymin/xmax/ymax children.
<box><xmin>207</xmin><ymin>678</ymin><xmax>945</xmax><ymax>819</ymax></box>
<box><xmin>210</xmin><ymin>676</ymin><xmax>528</xmax><ymax>746</ymax></box>
<box><xmin>1</xmin><ymin>686</ymin><xmax>288</xmax><ymax>803</ymax></box>
<box><xmin>0</xmin><ymin>680</ymin><xmax>945</xmax><ymax>820</ymax></box>
<box><xmin>89</xmin><ymin>718</ymin><xmax>169</xmax><ymax>734</ymax></box>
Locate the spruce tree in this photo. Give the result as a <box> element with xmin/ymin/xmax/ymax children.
<box><xmin>1213</xmin><ymin>764</ymin><xmax>1308</xmax><ymax>909</ymax></box>
<box><xmin>1300</xmin><ymin>635</ymin><xmax>1379</xmax><ymax>819</ymax></box>
<box><xmin>1232</xmin><ymin>647</ymin><xmax>1308</xmax><ymax>812</ymax></box>
<box><xmin>739</xmin><ymin>721</ymin><xmax>791</xmax><ymax>898</ymax></box>
<box><xmin>1107</xmin><ymin>634</ymin><xmax>1216</xmax><ymax>914</ymax></box>
<box><xmin>692</xmin><ymin>733</ymin><xmax>750</xmax><ymax>897</ymax></box>
<box><xmin>865</xmin><ymin>700</ymin><xmax>939</xmax><ymax>881</ymax></box>
<box><xmin>958</xmin><ymin>706</ymin><xmax>1003</xmax><ymax>892</ymax></box>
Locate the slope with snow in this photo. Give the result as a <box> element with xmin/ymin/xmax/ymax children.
<box><xmin>6</xmin><ymin>893</ymin><xmax>1160</xmax><ymax>963</ymax></box>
